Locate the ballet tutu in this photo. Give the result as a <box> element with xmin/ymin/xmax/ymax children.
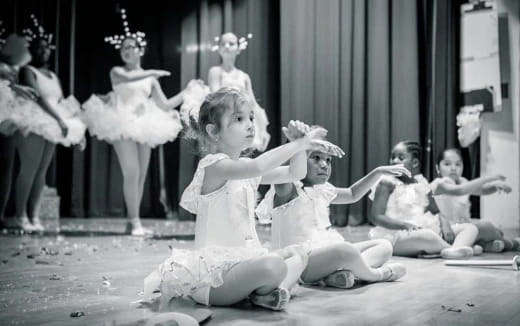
<box><xmin>0</xmin><ymin>80</ymin><xmax>19</xmax><ymax>135</ymax></box>
<box><xmin>180</xmin><ymin>79</ymin><xmax>210</xmax><ymax>125</ymax></box>
<box><xmin>7</xmin><ymin>90</ymin><xmax>86</xmax><ymax>146</ymax></box>
<box><xmin>145</xmin><ymin>245</ymin><xmax>267</xmax><ymax>305</ymax></box>
<box><xmin>83</xmin><ymin>92</ymin><xmax>182</xmax><ymax>147</ymax></box>
<box><xmin>369</xmin><ymin>212</ymin><xmax>442</xmax><ymax>245</ymax></box>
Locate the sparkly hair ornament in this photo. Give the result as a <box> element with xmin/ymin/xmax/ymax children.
<box><xmin>211</xmin><ymin>33</ymin><xmax>253</xmax><ymax>52</ymax></box>
<box><xmin>104</xmin><ymin>8</ymin><xmax>147</xmax><ymax>51</ymax></box>
<box><xmin>0</xmin><ymin>21</ymin><xmax>5</xmax><ymax>46</ymax></box>
<box><xmin>22</xmin><ymin>14</ymin><xmax>56</xmax><ymax>50</ymax></box>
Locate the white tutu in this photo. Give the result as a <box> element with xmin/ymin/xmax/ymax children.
<box><xmin>8</xmin><ymin>94</ymin><xmax>86</xmax><ymax>146</ymax></box>
<box><xmin>0</xmin><ymin>80</ymin><xmax>19</xmax><ymax>135</ymax></box>
<box><xmin>180</xmin><ymin>79</ymin><xmax>210</xmax><ymax>125</ymax></box>
<box><xmin>146</xmin><ymin>245</ymin><xmax>267</xmax><ymax>305</ymax></box>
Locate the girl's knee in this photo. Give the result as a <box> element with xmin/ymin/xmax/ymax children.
<box><xmin>375</xmin><ymin>239</ymin><xmax>394</xmax><ymax>258</ymax></box>
<box><xmin>256</xmin><ymin>255</ymin><xmax>287</xmax><ymax>283</ymax></box>
<box><xmin>333</xmin><ymin>242</ymin><xmax>359</xmax><ymax>261</ymax></box>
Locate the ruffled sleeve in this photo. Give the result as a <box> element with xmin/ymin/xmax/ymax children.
<box><xmin>179</xmin><ymin>153</ymin><xmax>229</xmax><ymax>214</ymax></box>
<box><xmin>315</xmin><ymin>182</ymin><xmax>338</xmax><ymax>204</ymax></box>
<box><xmin>430</xmin><ymin>177</ymin><xmax>455</xmax><ymax>195</ymax></box>
<box><xmin>368</xmin><ymin>175</ymin><xmax>399</xmax><ymax>201</ymax></box>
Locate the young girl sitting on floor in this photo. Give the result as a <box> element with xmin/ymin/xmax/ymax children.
<box><xmin>369</xmin><ymin>141</ymin><xmax>478</xmax><ymax>259</ymax></box>
<box><xmin>256</xmin><ymin>130</ymin><xmax>408</xmax><ymax>289</ymax></box>
<box><xmin>431</xmin><ymin>148</ymin><xmax>519</xmax><ymax>252</ymax></box>
<box><xmin>145</xmin><ymin>88</ymin><xmax>342</xmax><ymax>310</ymax></box>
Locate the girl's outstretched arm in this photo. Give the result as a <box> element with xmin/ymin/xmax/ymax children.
<box><xmin>369</xmin><ymin>181</ymin><xmax>418</xmax><ymax>230</ymax></box>
<box><xmin>433</xmin><ymin>175</ymin><xmax>506</xmax><ymax>196</ymax></box>
<box><xmin>207</xmin><ymin>66</ymin><xmax>221</xmax><ymax>92</ymax></box>
<box><xmin>150</xmin><ymin>79</ymin><xmax>183</xmax><ymax>110</ymax></box>
<box><xmin>332</xmin><ymin>165</ymin><xmax>410</xmax><ymax>205</ymax></box>
<box><xmin>110</xmin><ymin>67</ymin><xmax>170</xmax><ymax>86</ymax></box>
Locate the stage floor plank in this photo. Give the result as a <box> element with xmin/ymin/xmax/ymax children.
<box><xmin>0</xmin><ymin>218</ymin><xmax>519</xmax><ymax>326</ymax></box>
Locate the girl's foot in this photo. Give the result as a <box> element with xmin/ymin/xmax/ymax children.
<box><xmin>483</xmin><ymin>240</ymin><xmax>505</xmax><ymax>253</ymax></box>
<box><xmin>323</xmin><ymin>269</ymin><xmax>355</xmax><ymax>289</ymax></box>
<box><xmin>440</xmin><ymin>246</ymin><xmax>473</xmax><ymax>259</ymax></box>
<box><xmin>125</xmin><ymin>219</ymin><xmax>154</xmax><ymax>237</ymax></box>
<box><xmin>380</xmin><ymin>263</ymin><xmax>407</xmax><ymax>281</ymax></box>
<box><xmin>31</xmin><ymin>217</ymin><xmax>45</xmax><ymax>232</ymax></box>
<box><xmin>512</xmin><ymin>238</ymin><xmax>520</xmax><ymax>251</ymax></box>
<box><xmin>249</xmin><ymin>287</ymin><xmax>290</xmax><ymax>311</ymax></box>
<box><xmin>16</xmin><ymin>216</ymin><xmax>35</xmax><ymax>232</ymax></box>
<box><xmin>472</xmin><ymin>244</ymin><xmax>483</xmax><ymax>256</ymax></box>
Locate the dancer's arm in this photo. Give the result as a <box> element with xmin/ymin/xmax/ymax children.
<box><xmin>369</xmin><ymin>182</ymin><xmax>419</xmax><ymax>230</ymax></box>
<box><xmin>150</xmin><ymin>79</ymin><xmax>183</xmax><ymax>110</ymax></box>
<box><xmin>110</xmin><ymin>66</ymin><xmax>170</xmax><ymax>86</ymax></box>
<box><xmin>332</xmin><ymin>165</ymin><xmax>410</xmax><ymax>204</ymax></box>
<box><xmin>207</xmin><ymin>66</ymin><xmax>221</xmax><ymax>92</ymax></box>
<box><xmin>433</xmin><ymin>175</ymin><xmax>506</xmax><ymax>196</ymax></box>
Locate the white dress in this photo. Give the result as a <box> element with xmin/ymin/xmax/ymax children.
<box><xmin>256</xmin><ymin>181</ymin><xmax>345</xmax><ymax>252</ymax></box>
<box><xmin>0</xmin><ymin>63</ymin><xmax>22</xmax><ymax>135</ymax></box>
<box><xmin>144</xmin><ymin>153</ymin><xmax>267</xmax><ymax>305</ymax></box>
<box><xmin>431</xmin><ymin>177</ymin><xmax>472</xmax><ymax>224</ymax></box>
<box><xmin>82</xmin><ymin>75</ymin><xmax>182</xmax><ymax>147</ymax></box>
<box><xmin>8</xmin><ymin>66</ymin><xmax>86</xmax><ymax>146</ymax></box>
<box><xmin>369</xmin><ymin>175</ymin><xmax>442</xmax><ymax>245</ymax></box>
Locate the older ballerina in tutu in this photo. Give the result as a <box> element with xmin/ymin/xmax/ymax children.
<box><xmin>83</xmin><ymin>9</ymin><xmax>183</xmax><ymax>236</ymax></box>
<box><xmin>0</xmin><ymin>32</ymin><xmax>38</xmax><ymax>225</ymax></box>
<box><xmin>10</xmin><ymin>16</ymin><xmax>87</xmax><ymax>231</ymax></box>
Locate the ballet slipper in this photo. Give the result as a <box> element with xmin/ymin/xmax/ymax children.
<box><xmin>323</xmin><ymin>269</ymin><xmax>355</xmax><ymax>289</ymax></box>
<box><xmin>16</xmin><ymin>216</ymin><xmax>35</xmax><ymax>232</ymax></box>
<box><xmin>249</xmin><ymin>287</ymin><xmax>290</xmax><ymax>311</ymax></box>
<box><xmin>472</xmin><ymin>245</ymin><xmax>483</xmax><ymax>256</ymax></box>
<box><xmin>31</xmin><ymin>216</ymin><xmax>45</xmax><ymax>232</ymax></box>
<box><xmin>126</xmin><ymin>219</ymin><xmax>154</xmax><ymax>237</ymax></box>
<box><xmin>483</xmin><ymin>240</ymin><xmax>505</xmax><ymax>253</ymax></box>
<box><xmin>381</xmin><ymin>263</ymin><xmax>407</xmax><ymax>281</ymax></box>
<box><xmin>440</xmin><ymin>246</ymin><xmax>474</xmax><ymax>259</ymax></box>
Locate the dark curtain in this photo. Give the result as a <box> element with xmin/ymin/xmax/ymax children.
<box><xmin>280</xmin><ymin>0</ymin><xmax>420</xmax><ymax>226</ymax></box>
<box><xmin>176</xmin><ymin>0</ymin><xmax>280</xmax><ymax>219</ymax></box>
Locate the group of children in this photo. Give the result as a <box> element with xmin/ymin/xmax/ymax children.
<box><xmin>0</xmin><ymin>12</ymin><xmax>518</xmax><ymax>315</ymax></box>
<box><xmin>143</xmin><ymin>87</ymin><xmax>517</xmax><ymax>311</ymax></box>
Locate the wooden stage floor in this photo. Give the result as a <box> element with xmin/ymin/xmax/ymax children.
<box><xmin>0</xmin><ymin>218</ymin><xmax>519</xmax><ymax>326</ymax></box>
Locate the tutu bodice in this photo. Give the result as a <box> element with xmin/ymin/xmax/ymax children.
<box><xmin>431</xmin><ymin>177</ymin><xmax>471</xmax><ymax>224</ymax></box>
<box><xmin>256</xmin><ymin>181</ymin><xmax>344</xmax><ymax>251</ymax></box>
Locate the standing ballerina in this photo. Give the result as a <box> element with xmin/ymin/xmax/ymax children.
<box><xmin>0</xmin><ymin>32</ymin><xmax>38</xmax><ymax>225</ymax></box>
<box><xmin>10</xmin><ymin>15</ymin><xmax>87</xmax><ymax>232</ymax></box>
<box><xmin>83</xmin><ymin>9</ymin><xmax>183</xmax><ymax>236</ymax></box>
<box><xmin>207</xmin><ymin>32</ymin><xmax>270</xmax><ymax>152</ymax></box>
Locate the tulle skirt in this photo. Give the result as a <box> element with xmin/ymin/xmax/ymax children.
<box><xmin>369</xmin><ymin>212</ymin><xmax>442</xmax><ymax>245</ymax></box>
<box><xmin>7</xmin><ymin>91</ymin><xmax>86</xmax><ymax>146</ymax></box>
<box><xmin>82</xmin><ymin>93</ymin><xmax>182</xmax><ymax>147</ymax></box>
<box><xmin>145</xmin><ymin>245</ymin><xmax>268</xmax><ymax>305</ymax></box>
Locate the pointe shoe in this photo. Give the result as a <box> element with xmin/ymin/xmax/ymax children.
<box><xmin>31</xmin><ymin>217</ymin><xmax>45</xmax><ymax>232</ymax></box>
<box><xmin>472</xmin><ymin>244</ymin><xmax>483</xmax><ymax>256</ymax></box>
<box><xmin>125</xmin><ymin>220</ymin><xmax>154</xmax><ymax>237</ymax></box>
<box><xmin>323</xmin><ymin>269</ymin><xmax>355</xmax><ymax>289</ymax></box>
<box><xmin>16</xmin><ymin>217</ymin><xmax>35</xmax><ymax>232</ymax></box>
<box><xmin>250</xmin><ymin>287</ymin><xmax>290</xmax><ymax>311</ymax></box>
<box><xmin>483</xmin><ymin>240</ymin><xmax>505</xmax><ymax>253</ymax></box>
<box><xmin>440</xmin><ymin>246</ymin><xmax>473</xmax><ymax>259</ymax></box>
<box><xmin>382</xmin><ymin>263</ymin><xmax>407</xmax><ymax>281</ymax></box>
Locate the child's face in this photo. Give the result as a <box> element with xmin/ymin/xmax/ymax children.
<box><xmin>304</xmin><ymin>151</ymin><xmax>332</xmax><ymax>185</ymax></box>
<box><xmin>437</xmin><ymin>150</ymin><xmax>463</xmax><ymax>182</ymax></box>
<box><xmin>218</xmin><ymin>33</ymin><xmax>239</xmax><ymax>60</ymax></box>
<box><xmin>216</xmin><ymin>103</ymin><xmax>255</xmax><ymax>151</ymax></box>
<box><xmin>2</xmin><ymin>35</ymin><xmax>32</xmax><ymax>66</ymax></box>
<box><xmin>120</xmin><ymin>38</ymin><xmax>142</xmax><ymax>64</ymax></box>
<box><xmin>390</xmin><ymin>143</ymin><xmax>417</xmax><ymax>175</ymax></box>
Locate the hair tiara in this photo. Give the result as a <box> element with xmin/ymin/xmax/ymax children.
<box><xmin>22</xmin><ymin>14</ymin><xmax>55</xmax><ymax>50</ymax></box>
<box><xmin>104</xmin><ymin>8</ymin><xmax>147</xmax><ymax>50</ymax></box>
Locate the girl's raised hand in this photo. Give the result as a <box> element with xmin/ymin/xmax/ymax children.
<box><xmin>375</xmin><ymin>164</ymin><xmax>411</xmax><ymax>179</ymax></box>
<box><xmin>309</xmin><ymin>139</ymin><xmax>345</xmax><ymax>158</ymax></box>
<box><xmin>282</xmin><ymin>120</ymin><xmax>310</xmax><ymax>141</ymax></box>
<box><xmin>494</xmin><ymin>182</ymin><xmax>512</xmax><ymax>194</ymax></box>
<box><xmin>151</xmin><ymin>69</ymin><xmax>171</xmax><ymax>78</ymax></box>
